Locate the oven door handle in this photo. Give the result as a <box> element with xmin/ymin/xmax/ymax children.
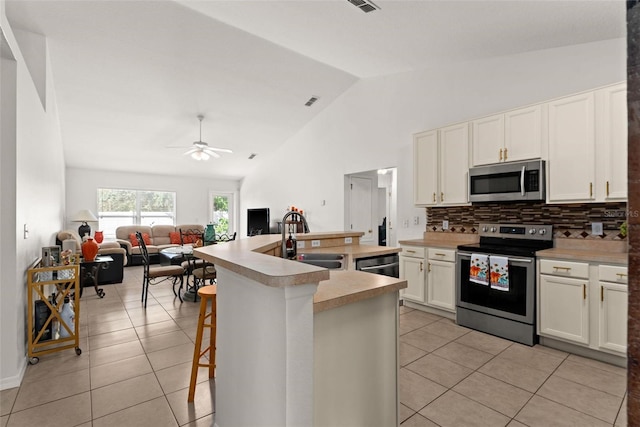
<box><xmin>457</xmin><ymin>252</ymin><xmax>532</xmax><ymax>264</ymax></box>
<box><xmin>521</xmin><ymin>165</ymin><xmax>526</xmax><ymax>196</ymax></box>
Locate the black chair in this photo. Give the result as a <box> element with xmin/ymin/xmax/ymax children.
<box><xmin>179</xmin><ymin>228</ymin><xmax>207</xmax><ymax>281</ymax></box>
<box><xmin>136</xmin><ymin>231</ymin><xmax>185</xmax><ymax>307</ymax></box>
<box><xmin>215</xmin><ymin>231</ymin><xmax>237</xmax><ymax>243</ymax></box>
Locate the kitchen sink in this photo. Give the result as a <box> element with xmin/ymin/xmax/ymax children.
<box><xmin>295</xmin><ymin>253</ymin><xmax>346</xmax><ymax>270</ymax></box>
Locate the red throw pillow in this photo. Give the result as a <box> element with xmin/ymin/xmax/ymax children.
<box><xmin>129</xmin><ymin>232</ymin><xmax>151</xmax><ymax>247</ymax></box>
<box><xmin>169</xmin><ymin>231</ymin><xmax>181</xmax><ymax>244</ymax></box>
<box><xmin>183</xmin><ymin>233</ymin><xmax>198</xmax><ymax>244</ymax></box>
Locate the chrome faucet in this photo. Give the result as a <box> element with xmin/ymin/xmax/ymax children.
<box><xmin>281</xmin><ymin>210</ymin><xmax>310</xmax><ymax>258</ymax></box>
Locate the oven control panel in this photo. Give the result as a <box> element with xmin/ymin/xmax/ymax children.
<box><xmin>479</xmin><ymin>223</ymin><xmax>553</xmax><ymax>241</ymax></box>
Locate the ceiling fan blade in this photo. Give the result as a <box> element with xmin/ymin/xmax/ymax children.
<box><xmin>202</xmin><ymin>148</ymin><xmax>221</xmax><ymax>158</ymax></box>
<box><xmin>184</xmin><ymin>148</ymin><xmax>199</xmax><ymax>155</ymax></box>
<box><xmin>208</xmin><ymin>147</ymin><xmax>233</xmax><ymax>153</ymax></box>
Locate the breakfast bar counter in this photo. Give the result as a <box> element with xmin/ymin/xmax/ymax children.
<box><xmin>194</xmin><ymin>233</ymin><xmax>406</xmax><ymax>427</ymax></box>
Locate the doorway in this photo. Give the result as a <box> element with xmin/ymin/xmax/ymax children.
<box><xmin>344</xmin><ymin>168</ymin><xmax>397</xmax><ymax>246</ymax></box>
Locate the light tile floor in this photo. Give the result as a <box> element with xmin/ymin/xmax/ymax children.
<box><xmin>0</xmin><ymin>266</ymin><xmax>628</xmax><ymax>426</ymax></box>
<box><xmin>398</xmin><ymin>306</ymin><xmax>628</xmax><ymax>426</ymax></box>
<box><xmin>1</xmin><ymin>266</ymin><xmax>215</xmax><ymax>427</ymax></box>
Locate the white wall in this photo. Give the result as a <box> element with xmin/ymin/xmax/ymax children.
<box><xmin>1</xmin><ymin>15</ymin><xmax>67</xmax><ymax>388</ymax></box>
<box><xmin>240</xmin><ymin>38</ymin><xmax>626</xmax><ymax>242</ymax></box>
<box><xmin>65</xmin><ymin>167</ymin><xmax>240</xmax><ymax>231</ymax></box>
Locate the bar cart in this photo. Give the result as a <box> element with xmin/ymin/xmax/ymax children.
<box><xmin>26</xmin><ymin>262</ymin><xmax>81</xmax><ymax>364</ymax></box>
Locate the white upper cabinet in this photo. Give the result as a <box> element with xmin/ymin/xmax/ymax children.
<box><xmin>471</xmin><ymin>105</ymin><xmax>542</xmax><ymax>166</ymax></box>
<box><xmin>598</xmin><ymin>83</ymin><xmax>627</xmax><ymax>201</ymax></box>
<box><xmin>439</xmin><ymin>123</ymin><xmax>469</xmax><ymax>206</ymax></box>
<box><xmin>472</xmin><ymin>114</ymin><xmax>504</xmax><ymax>166</ymax></box>
<box><xmin>504</xmin><ymin>105</ymin><xmax>543</xmax><ymax>162</ymax></box>
<box><xmin>548</xmin><ymin>92</ymin><xmax>596</xmax><ymax>202</ymax></box>
<box><xmin>413</xmin><ymin>130</ymin><xmax>439</xmax><ymax>206</ymax></box>
<box><xmin>413</xmin><ymin>124</ymin><xmax>469</xmax><ymax>206</ymax></box>
<box><xmin>547</xmin><ymin>82</ymin><xmax>627</xmax><ymax>203</ymax></box>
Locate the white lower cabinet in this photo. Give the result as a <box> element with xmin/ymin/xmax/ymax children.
<box><xmin>538</xmin><ymin>259</ymin><xmax>627</xmax><ymax>357</ymax></box>
<box><xmin>426</xmin><ymin>249</ymin><xmax>456</xmax><ymax>312</ymax></box>
<box><xmin>539</xmin><ymin>274</ymin><xmax>589</xmax><ymax>345</ymax></box>
<box><xmin>399</xmin><ymin>247</ymin><xmax>426</xmax><ymax>303</ymax></box>
<box><xmin>400</xmin><ymin>246</ymin><xmax>456</xmax><ymax>314</ymax></box>
<box><xmin>598</xmin><ymin>265</ymin><xmax>628</xmax><ymax>354</ymax></box>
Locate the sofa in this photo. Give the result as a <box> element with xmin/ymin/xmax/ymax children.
<box><xmin>56</xmin><ymin>230</ymin><xmax>127</xmax><ymax>285</ymax></box>
<box><xmin>115</xmin><ymin>224</ymin><xmax>205</xmax><ymax>265</ymax></box>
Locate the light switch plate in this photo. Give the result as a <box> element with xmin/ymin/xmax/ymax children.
<box><xmin>297</xmin><ymin>241</ymin><xmax>305</xmax><ymax>249</ymax></box>
<box><xmin>311</xmin><ymin>240</ymin><xmax>321</xmax><ymax>247</ymax></box>
<box><xmin>413</xmin><ymin>216</ymin><xmax>419</xmax><ymax>225</ymax></box>
<box><xmin>344</xmin><ymin>237</ymin><xmax>352</xmax><ymax>244</ymax></box>
<box><xmin>592</xmin><ymin>222</ymin><xmax>603</xmax><ymax>236</ymax></box>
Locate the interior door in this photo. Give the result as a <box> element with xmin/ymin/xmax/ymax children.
<box><xmin>349</xmin><ymin>176</ymin><xmax>373</xmax><ymax>243</ymax></box>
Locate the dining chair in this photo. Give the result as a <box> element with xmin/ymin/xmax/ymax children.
<box><xmin>136</xmin><ymin>231</ymin><xmax>185</xmax><ymax>308</ymax></box>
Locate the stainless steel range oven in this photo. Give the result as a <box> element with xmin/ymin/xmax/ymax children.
<box><xmin>456</xmin><ymin>223</ymin><xmax>553</xmax><ymax>346</ymax></box>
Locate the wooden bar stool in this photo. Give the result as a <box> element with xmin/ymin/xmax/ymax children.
<box><xmin>188</xmin><ymin>284</ymin><xmax>217</xmax><ymax>402</ymax></box>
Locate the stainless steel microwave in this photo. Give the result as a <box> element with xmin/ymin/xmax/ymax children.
<box><xmin>468</xmin><ymin>159</ymin><xmax>545</xmax><ymax>202</ymax></box>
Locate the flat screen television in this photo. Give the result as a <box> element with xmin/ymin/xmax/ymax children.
<box><xmin>247</xmin><ymin>208</ymin><xmax>270</xmax><ymax>236</ymax></box>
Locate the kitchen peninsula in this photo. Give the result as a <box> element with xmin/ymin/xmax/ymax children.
<box><xmin>194</xmin><ymin>232</ymin><xmax>406</xmax><ymax>427</ymax></box>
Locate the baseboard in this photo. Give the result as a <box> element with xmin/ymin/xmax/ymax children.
<box><xmin>0</xmin><ymin>356</ymin><xmax>26</xmax><ymax>391</ymax></box>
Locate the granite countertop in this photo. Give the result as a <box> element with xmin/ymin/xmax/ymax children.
<box><xmin>536</xmin><ymin>239</ymin><xmax>628</xmax><ymax>265</ymax></box>
<box><xmin>314</xmin><ymin>270</ymin><xmax>406</xmax><ymax>313</ymax></box>
<box><xmin>194</xmin><ymin>233</ymin><xmax>407</xmax><ymax>310</ymax></box>
<box><xmin>399</xmin><ymin>232</ymin><xmax>479</xmax><ymax>249</ymax></box>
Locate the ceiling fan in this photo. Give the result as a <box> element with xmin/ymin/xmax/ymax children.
<box><xmin>178</xmin><ymin>115</ymin><xmax>233</xmax><ymax>161</ymax></box>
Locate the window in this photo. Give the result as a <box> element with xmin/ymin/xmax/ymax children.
<box><xmin>97</xmin><ymin>188</ymin><xmax>176</xmax><ymax>239</ymax></box>
<box><xmin>209</xmin><ymin>191</ymin><xmax>236</xmax><ymax>236</ymax></box>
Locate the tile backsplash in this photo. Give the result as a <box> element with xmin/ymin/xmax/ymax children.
<box><xmin>426</xmin><ymin>202</ymin><xmax>628</xmax><ymax>240</ymax></box>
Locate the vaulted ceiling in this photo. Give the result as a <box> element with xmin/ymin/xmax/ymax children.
<box><xmin>5</xmin><ymin>0</ymin><xmax>626</xmax><ymax>180</ymax></box>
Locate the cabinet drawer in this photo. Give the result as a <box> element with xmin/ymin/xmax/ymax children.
<box><xmin>599</xmin><ymin>265</ymin><xmax>628</xmax><ymax>284</ymax></box>
<box><xmin>400</xmin><ymin>246</ymin><xmax>426</xmax><ymax>258</ymax></box>
<box><xmin>539</xmin><ymin>259</ymin><xmax>589</xmax><ymax>279</ymax></box>
<box><xmin>427</xmin><ymin>248</ymin><xmax>456</xmax><ymax>262</ymax></box>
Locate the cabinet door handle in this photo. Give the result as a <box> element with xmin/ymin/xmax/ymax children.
<box><xmin>606</xmin><ymin>181</ymin><xmax>610</xmax><ymax>197</ymax></box>
<box><xmin>590</xmin><ymin>182</ymin><xmax>593</xmax><ymax>198</ymax></box>
<box><xmin>441</xmin><ymin>192</ymin><xmax>444</xmax><ymax>202</ymax></box>
<box><xmin>434</xmin><ymin>253</ymin><xmax>446</xmax><ymax>257</ymax></box>
<box><xmin>428</xmin><ymin>262</ymin><xmax>431</xmax><ymax>272</ymax></box>
<box><xmin>432</xmin><ymin>192</ymin><xmax>436</xmax><ymax>203</ymax></box>
<box><xmin>601</xmin><ymin>285</ymin><xmax>604</xmax><ymax>302</ymax></box>
<box><xmin>553</xmin><ymin>266</ymin><xmax>571</xmax><ymax>271</ymax></box>
<box><xmin>420</xmin><ymin>262</ymin><xmax>423</xmax><ymax>272</ymax></box>
<box><xmin>499</xmin><ymin>148</ymin><xmax>503</xmax><ymax>161</ymax></box>
<box><xmin>504</xmin><ymin>148</ymin><xmax>508</xmax><ymax>161</ymax></box>
<box><xmin>583</xmin><ymin>284</ymin><xmax>587</xmax><ymax>300</ymax></box>
<box><xmin>617</xmin><ymin>272</ymin><xmax>628</xmax><ymax>278</ymax></box>
<box><xmin>406</xmin><ymin>249</ymin><xmax>416</xmax><ymax>254</ymax></box>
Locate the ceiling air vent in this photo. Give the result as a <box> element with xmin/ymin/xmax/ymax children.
<box><xmin>248</xmin><ymin>153</ymin><xmax>257</xmax><ymax>160</ymax></box>
<box><xmin>347</xmin><ymin>0</ymin><xmax>379</xmax><ymax>13</ymax></box>
<box><xmin>305</xmin><ymin>96</ymin><xmax>319</xmax><ymax>107</ymax></box>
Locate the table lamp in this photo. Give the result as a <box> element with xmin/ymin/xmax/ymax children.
<box><xmin>71</xmin><ymin>209</ymin><xmax>98</xmax><ymax>238</ymax></box>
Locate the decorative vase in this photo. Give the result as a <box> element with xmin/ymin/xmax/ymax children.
<box><xmin>94</xmin><ymin>231</ymin><xmax>104</xmax><ymax>244</ymax></box>
<box><xmin>81</xmin><ymin>237</ymin><xmax>99</xmax><ymax>262</ymax></box>
<box><xmin>205</xmin><ymin>223</ymin><xmax>215</xmax><ymax>245</ymax></box>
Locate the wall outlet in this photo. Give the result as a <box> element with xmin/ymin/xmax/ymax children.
<box><xmin>297</xmin><ymin>241</ymin><xmax>305</xmax><ymax>249</ymax></box>
<box><xmin>592</xmin><ymin>222</ymin><xmax>603</xmax><ymax>236</ymax></box>
<box><xmin>413</xmin><ymin>216</ymin><xmax>419</xmax><ymax>225</ymax></box>
<box><xmin>24</xmin><ymin>224</ymin><xmax>29</xmax><ymax>239</ymax></box>
<box><xmin>442</xmin><ymin>220</ymin><xmax>449</xmax><ymax>230</ymax></box>
<box><xmin>344</xmin><ymin>237</ymin><xmax>352</xmax><ymax>244</ymax></box>
<box><xmin>311</xmin><ymin>240</ymin><xmax>321</xmax><ymax>247</ymax></box>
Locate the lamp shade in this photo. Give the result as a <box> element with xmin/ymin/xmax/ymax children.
<box><xmin>71</xmin><ymin>209</ymin><xmax>98</xmax><ymax>223</ymax></box>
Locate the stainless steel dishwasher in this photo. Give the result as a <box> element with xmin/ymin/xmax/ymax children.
<box><xmin>355</xmin><ymin>254</ymin><xmax>399</xmax><ymax>278</ymax></box>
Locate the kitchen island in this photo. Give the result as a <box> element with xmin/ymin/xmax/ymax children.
<box><xmin>194</xmin><ymin>233</ymin><xmax>406</xmax><ymax>427</ymax></box>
